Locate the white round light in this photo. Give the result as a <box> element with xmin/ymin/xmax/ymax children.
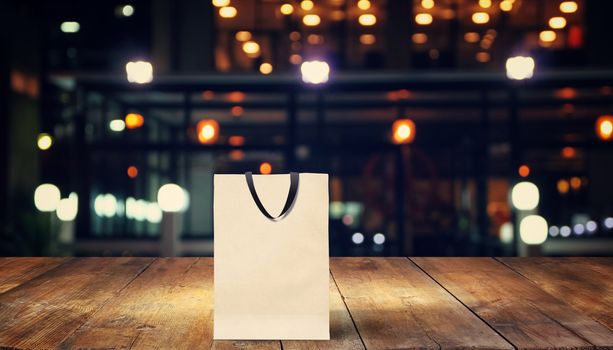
<box><xmin>126</xmin><ymin>60</ymin><xmax>153</xmax><ymax>84</ymax></box>
<box><xmin>586</xmin><ymin>220</ymin><xmax>597</xmax><ymax>233</ymax></box>
<box><xmin>519</xmin><ymin>215</ymin><xmax>548</xmax><ymax>245</ymax></box>
<box><xmin>34</xmin><ymin>184</ymin><xmax>61</xmax><ymax>212</ymax></box>
<box><xmin>573</xmin><ymin>224</ymin><xmax>585</xmax><ymax>235</ymax></box>
<box><xmin>351</xmin><ymin>232</ymin><xmax>364</xmax><ymax>244</ymax></box>
<box><xmin>499</xmin><ymin>222</ymin><xmax>513</xmax><ymax>243</ymax></box>
<box><xmin>548</xmin><ymin>226</ymin><xmax>560</xmax><ymax>237</ymax></box>
<box><xmin>511</xmin><ymin>181</ymin><xmax>539</xmax><ymax>210</ymax></box>
<box><xmin>301</xmin><ymin>60</ymin><xmax>330</xmax><ymax>84</ymax></box>
<box><xmin>506</xmin><ymin>56</ymin><xmax>535</xmax><ymax>80</ymax></box>
<box><xmin>373</xmin><ymin>232</ymin><xmax>385</xmax><ymax>245</ymax></box>
<box><xmin>94</xmin><ymin>193</ymin><xmax>117</xmax><ymax>217</ymax></box>
<box><xmin>560</xmin><ymin>225</ymin><xmax>571</xmax><ymax>237</ymax></box>
<box><xmin>109</xmin><ymin>119</ymin><xmax>126</xmax><ymax>132</ymax></box>
<box><xmin>157</xmin><ymin>183</ymin><xmax>189</xmax><ymax>212</ymax></box>
<box><xmin>56</xmin><ymin>193</ymin><xmax>78</xmax><ymax>221</ymax></box>
<box><xmin>122</xmin><ymin>5</ymin><xmax>134</xmax><ymax>16</ymax></box>
<box><xmin>60</xmin><ymin>21</ymin><xmax>80</xmax><ymax>33</ymax></box>
<box><xmin>146</xmin><ymin>203</ymin><xmax>163</xmax><ymax>223</ymax></box>
<box><xmin>604</xmin><ymin>217</ymin><xmax>613</xmax><ymax>229</ymax></box>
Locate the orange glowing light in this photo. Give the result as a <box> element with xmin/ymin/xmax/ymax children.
<box><xmin>228</xmin><ymin>135</ymin><xmax>245</xmax><ymax>146</ymax></box>
<box><xmin>555</xmin><ymin>87</ymin><xmax>577</xmax><ymax>99</ymax></box>
<box><xmin>557</xmin><ymin>179</ymin><xmax>570</xmax><ymax>194</ymax></box>
<box><xmin>229</xmin><ymin>150</ymin><xmax>245</xmax><ymax>161</ymax></box>
<box><xmin>392</xmin><ymin>119</ymin><xmax>416</xmax><ymax>144</ymax></box>
<box><xmin>125</xmin><ymin>113</ymin><xmax>144</xmax><ymax>129</ymax></box>
<box><xmin>562</xmin><ymin>146</ymin><xmax>576</xmax><ymax>158</ymax></box>
<box><xmin>596</xmin><ymin>115</ymin><xmax>613</xmax><ymax>141</ymax></box>
<box><xmin>259</xmin><ymin>162</ymin><xmax>272</xmax><ymax>174</ymax></box>
<box><xmin>231</xmin><ymin>106</ymin><xmax>244</xmax><ymax>117</ymax></box>
<box><xmin>227</xmin><ymin>91</ymin><xmax>245</xmax><ymax>103</ymax></box>
<box><xmin>127</xmin><ymin>166</ymin><xmax>138</xmax><ymax>178</ymax></box>
<box><xmin>197</xmin><ymin>119</ymin><xmax>220</xmax><ymax>144</ymax></box>
<box><xmin>570</xmin><ymin>176</ymin><xmax>581</xmax><ymax>190</ymax></box>
<box><xmin>518</xmin><ymin>165</ymin><xmax>530</xmax><ymax>178</ymax></box>
<box><xmin>202</xmin><ymin>90</ymin><xmax>214</xmax><ymax>100</ymax></box>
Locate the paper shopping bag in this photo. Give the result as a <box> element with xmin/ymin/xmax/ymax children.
<box><xmin>214</xmin><ymin>172</ymin><xmax>329</xmax><ymax>340</ymax></box>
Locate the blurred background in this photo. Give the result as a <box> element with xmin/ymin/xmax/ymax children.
<box><xmin>1</xmin><ymin>0</ymin><xmax>612</xmax><ymax>257</ymax></box>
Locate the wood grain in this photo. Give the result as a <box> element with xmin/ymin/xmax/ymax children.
<box><xmin>0</xmin><ymin>257</ymin><xmax>152</xmax><ymax>349</ymax></box>
<box><xmin>61</xmin><ymin>258</ymin><xmax>213</xmax><ymax>350</ymax></box>
<box><xmin>282</xmin><ymin>274</ymin><xmax>365</xmax><ymax>350</ymax></box>
<box><xmin>331</xmin><ymin>257</ymin><xmax>513</xmax><ymax>350</ymax></box>
<box><xmin>499</xmin><ymin>257</ymin><xmax>613</xmax><ymax>331</ymax></box>
<box><xmin>0</xmin><ymin>257</ymin><xmax>67</xmax><ymax>293</ymax></box>
<box><xmin>412</xmin><ymin>257</ymin><xmax>613</xmax><ymax>349</ymax></box>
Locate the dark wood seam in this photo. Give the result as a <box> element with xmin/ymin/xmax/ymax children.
<box><xmin>407</xmin><ymin>257</ymin><xmax>518</xmax><ymax>350</ymax></box>
<box><xmin>329</xmin><ymin>267</ymin><xmax>368</xmax><ymax>350</ymax></box>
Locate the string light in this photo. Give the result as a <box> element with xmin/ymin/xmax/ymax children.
<box><xmin>559</xmin><ymin>1</ymin><xmax>578</xmax><ymax>13</ymax></box>
<box><xmin>472</xmin><ymin>12</ymin><xmax>490</xmax><ymax>24</ymax></box>
<box><xmin>358</xmin><ymin>14</ymin><xmax>377</xmax><ymax>26</ymax></box>
<box><xmin>219</xmin><ymin>6</ymin><xmax>237</xmax><ymax>18</ymax></box>
<box><xmin>549</xmin><ymin>17</ymin><xmax>567</xmax><ymax>29</ymax></box>
<box><xmin>280</xmin><ymin>3</ymin><xmax>294</xmax><ymax>15</ymax></box>
<box><xmin>303</xmin><ymin>14</ymin><xmax>321</xmax><ymax>26</ymax></box>
<box><xmin>415</xmin><ymin>13</ymin><xmax>433</xmax><ymax>25</ymax></box>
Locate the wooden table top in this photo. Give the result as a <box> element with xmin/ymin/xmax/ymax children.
<box><xmin>0</xmin><ymin>257</ymin><xmax>611</xmax><ymax>350</ymax></box>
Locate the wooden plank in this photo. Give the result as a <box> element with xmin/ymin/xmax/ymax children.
<box><xmin>211</xmin><ymin>340</ymin><xmax>281</xmax><ymax>350</ymax></box>
<box><xmin>61</xmin><ymin>258</ymin><xmax>213</xmax><ymax>350</ymax></box>
<box><xmin>331</xmin><ymin>257</ymin><xmax>513</xmax><ymax>350</ymax></box>
<box><xmin>412</xmin><ymin>257</ymin><xmax>613</xmax><ymax>349</ymax></box>
<box><xmin>0</xmin><ymin>257</ymin><xmax>152</xmax><ymax>349</ymax></box>
<box><xmin>499</xmin><ymin>257</ymin><xmax>613</xmax><ymax>331</ymax></box>
<box><xmin>0</xmin><ymin>257</ymin><xmax>68</xmax><ymax>293</ymax></box>
<box><xmin>282</xmin><ymin>274</ymin><xmax>365</xmax><ymax>350</ymax></box>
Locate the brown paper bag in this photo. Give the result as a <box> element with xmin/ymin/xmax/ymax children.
<box><xmin>214</xmin><ymin>172</ymin><xmax>329</xmax><ymax>340</ymax></box>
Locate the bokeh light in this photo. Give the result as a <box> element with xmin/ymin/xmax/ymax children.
<box><xmin>37</xmin><ymin>133</ymin><xmax>53</xmax><ymax>150</ymax></box>
<box><xmin>520</xmin><ymin>215</ymin><xmax>548</xmax><ymax>245</ymax></box>
<box><xmin>34</xmin><ymin>184</ymin><xmax>61</xmax><ymax>212</ymax></box>
<box><xmin>511</xmin><ymin>182</ymin><xmax>539</xmax><ymax>210</ymax></box>
<box><xmin>125</xmin><ymin>113</ymin><xmax>145</xmax><ymax>129</ymax></box>
<box><xmin>259</xmin><ymin>162</ymin><xmax>272</xmax><ymax>174</ymax></box>
<box><xmin>392</xmin><ymin>119</ymin><xmax>416</xmax><ymax>144</ymax></box>
<box><xmin>157</xmin><ymin>184</ymin><xmax>190</xmax><ymax>212</ymax></box>
<box><xmin>595</xmin><ymin>115</ymin><xmax>613</xmax><ymax>141</ymax></box>
<box><xmin>125</xmin><ymin>61</ymin><xmax>153</xmax><ymax>84</ymax></box>
<box><xmin>197</xmin><ymin>119</ymin><xmax>220</xmax><ymax>144</ymax></box>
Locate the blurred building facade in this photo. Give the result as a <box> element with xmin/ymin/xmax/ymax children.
<box><xmin>1</xmin><ymin>0</ymin><xmax>613</xmax><ymax>257</ymax></box>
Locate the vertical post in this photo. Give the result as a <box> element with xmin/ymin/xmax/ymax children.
<box><xmin>509</xmin><ymin>86</ymin><xmax>520</xmax><ymax>256</ymax></box>
<box><xmin>75</xmin><ymin>88</ymin><xmax>91</xmax><ymax>239</ymax></box>
<box><xmin>476</xmin><ymin>90</ymin><xmax>490</xmax><ymax>253</ymax></box>
<box><xmin>395</xmin><ymin>146</ymin><xmax>407</xmax><ymax>255</ymax></box>
<box><xmin>286</xmin><ymin>91</ymin><xmax>297</xmax><ymax>171</ymax></box>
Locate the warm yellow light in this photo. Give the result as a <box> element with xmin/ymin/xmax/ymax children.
<box><xmin>549</xmin><ymin>17</ymin><xmax>567</xmax><ymax>29</ymax></box>
<box><xmin>421</xmin><ymin>0</ymin><xmax>434</xmax><ymax>9</ymax></box>
<box><xmin>219</xmin><ymin>6</ymin><xmax>237</xmax><ymax>18</ymax></box>
<box><xmin>242</xmin><ymin>41</ymin><xmax>260</xmax><ymax>56</ymax></box>
<box><xmin>280</xmin><ymin>3</ymin><xmax>294</xmax><ymax>15</ymax></box>
<box><xmin>197</xmin><ymin>119</ymin><xmax>219</xmax><ymax>144</ymax></box>
<box><xmin>557</xmin><ymin>179</ymin><xmax>570</xmax><ymax>194</ymax></box>
<box><xmin>360</xmin><ymin>34</ymin><xmax>376</xmax><ymax>45</ymax></box>
<box><xmin>479</xmin><ymin>0</ymin><xmax>491</xmax><ymax>8</ymax></box>
<box><xmin>235</xmin><ymin>31</ymin><xmax>252</xmax><ymax>42</ymax></box>
<box><xmin>303</xmin><ymin>14</ymin><xmax>320</xmax><ymax>26</ymax></box>
<box><xmin>596</xmin><ymin>115</ymin><xmax>613</xmax><ymax>141</ymax></box>
<box><xmin>539</xmin><ymin>30</ymin><xmax>556</xmax><ymax>43</ymax></box>
<box><xmin>37</xmin><ymin>133</ymin><xmax>53</xmax><ymax>150</ymax></box>
<box><xmin>476</xmin><ymin>51</ymin><xmax>490</xmax><ymax>63</ymax></box>
<box><xmin>125</xmin><ymin>113</ymin><xmax>144</xmax><ymax>129</ymax></box>
<box><xmin>228</xmin><ymin>135</ymin><xmax>245</xmax><ymax>146</ymax></box>
<box><xmin>259</xmin><ymin>162</ymin><xmax>272</xmax><ymax>174</ymax></box>
<box><xmin>559</xmin><ymin>1</ymin><xmax>578</xmax><ymax>13</ymax></box>
<box><xmin>412</xmin><ymin>33</ymin><xmax>428</xmax><ymax>44</ymax></box>
<box><xmin>290</xmin><ymin>54</ymin><xmax>302</xmax><ymax>65</ymax></box>
<box><xmin>212</xmin><ymin>0</ymin><xmax>230</xmax><ymax>7</ymax></box>
<box><xmin>500</xmin><ymin>0</ymin><xmax>512</xmax><ymax>12</ymax></box>
<box><xmin>358</xmin><ymin>14</ymin><xmax>376</xmax><ymax>26</ymax></box>
<box><xmin>300</xmin><ymin>0</ymin><xmax>314</xmax><ymax>11</ymax></box>
<box><xmin>415</xmin><ymin>13</ymin><xmax>433</xmax><ymax>25</ymax></box>
<box><xmin>259</xmin><ymin>63</ymin><xmax>273</xmax><ymax>74</ymax></box>
<box><xmin>357</xmin><ymin>0</ymin><xmax>371</xmax><ymax>10</ymax></box>
<box><xmin>392</xmin><ymin>119</ymin><xmax>416</xmax><ymax>144</ymax></box>
<box><xmin>472</xmin><ymin>12</ymin><xmax>490</xmax><ymax>24</ymax></box>
<box><xmin>506</xmin><ymin>56</ymin><xmax>535</xmax><ymax>80</ymax></box>
<box><xmin>464</xmin><ymin>32</ymin><xmax>480</xmax><ymax>43</ymax></box>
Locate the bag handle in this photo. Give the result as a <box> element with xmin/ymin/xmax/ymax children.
<box><xmin>245</xmin><ymin>172</ymin><xmax>299</xmax><ymax>220</ymax></box>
